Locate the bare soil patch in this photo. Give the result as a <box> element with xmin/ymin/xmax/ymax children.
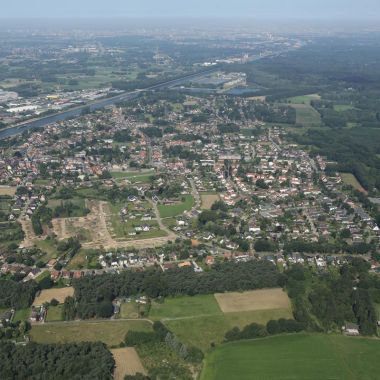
<box><xmin>214</xmin><ymin>288</ymin><xmax>291</xmax><ymax>313</ymax></box>
<box><xmin>112</xmin><ymin>347</ymin><xmax>147</xmax><ymax>380</ymax></box>
<box><xmin>33</xmin><ymin>287</ymin><xmax>74</xmax><ymax>306</ymax></box>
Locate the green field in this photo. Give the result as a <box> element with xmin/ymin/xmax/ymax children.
<box><xmin>30</xmin><ymin>320</ymin><xmax>152</xmax><ymax>347</ymax></box>
<box><xmin>201</xmin><ymin>334</ymin><xmax>380</xmax><ymax>380</ymax></box>
<box><xmin>149</xmin><ymin>294</ymin><xmax>292</xmax><ymax>351</ymax></box>
<box><xmin>291</xmin><ymin>104</ymin><xmax>321</xmax><ymax>126</ymax></box>
<box><xmin>287</xmin><ymin>94</ymin><xmax>320</xmax><ymax>105</ymax></box>
<box><xmin>334</xmin><ymin>104</ymin><xmax>356</xmax><ymax>112</ymax></box>
<box><xmin>158</xmin><ymin>195</ymin><xmax>195</xmax><ymax>218</ymax></box>
<box><xmin>340</xmin><ymin>172</ymin><xmax>367</xmax><ymax>193</ymax></box>
<box><xmin>46</xmin><ymin>305</ymin><xmax>64</xmax><ymax>322</ymax></box>
<box><xmin>13</xmin><ymin>308</ymin><xmax>30</xmax><ymax>322</ymax></box>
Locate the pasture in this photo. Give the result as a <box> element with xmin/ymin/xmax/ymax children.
<box><xmin>291</xmin><ymin>103</ymin><xmax>321</xmax><ymax>126</ymax></box>
<box><xmin>112</xmin><ymin>348</ymin><xmax>147</xmax><ymax>380</ymax></box>
<box><xmin>151</xmin><ymin>292</ymin><xmax>293</xmax><ymax>351</ymax></box>
<box><xmin>33</xmin><ymin>287</ymin><xmax>74</xmax><ymax>306</ymax></box>
<box><xmin>30</xmin><ymin>320</ymin><xmax>152</xmax><ymax>346</ymax></box>
<box><xmin>200</xmin><ymin>194</ymin><xmax>220</xmax><ymax>210</ymax></box>
<box><xmin>214</xmin><ymin>288</ymin><xmax>291</xmax><ymax>313</ymax></box>
<box><xmin>201</xmin><ymin>333</ymin><xmax>380</xmax><ymax>380</ymax></box>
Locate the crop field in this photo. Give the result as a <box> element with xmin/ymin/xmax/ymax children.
<box><xmin>201</xmin><ymin>333</ymin><xmax>380</xmax><ymax>380</ymax></box>
<box><xmin>214</xmin><ymin>288</ymin><xmax>291</xmax><ymax>313</ymax></box>
<box><xmin>291</xmin><ymin>104</ymin><xmax>321</xmax><ymax>126</ymax></box>
<box><xmin>287</xmin><ymin>94</ymin><xmax>320</xmax><ymax>105</ymax></box>
<box><xmin>151</xmin><ymin>292</ymin><xmax>292</xmax><ymax>351</ymax></box>
<box><xmin>158</xmin><ymin>195</ymin><xmax>195</xmax><ymax>218</ymax></box>
<box><xmin>340</xmin><ymin>172</ymin><xmax>367</xmax><ymax>193</ymax></box>
<box><xmin>30</xmin><ymin>320</ymin><xmax>152</xmax><ymax>346</ymax></box>
<box><xmin>0</xmin><ymin>186</ymin><xmax>16</xmax><ymax>196</ymax></box>
<box><xmin>200</xmin><ymin>194</ymin><xmax>220</xmax><ymax>210</ymax></box>
<box><xmin>33</xmin><ymin>287</ymin><xmax>74</xmax><ymax>306</ymax></box>
<box><xmin>112</xmin><ymin>348</ymin><xmax>147</xmax><ymax>380</ymax></box>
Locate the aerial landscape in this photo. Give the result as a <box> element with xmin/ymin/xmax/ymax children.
<box><xmin>1</xmin><ymin>0</ymin><xmax>380</xmax><ymax>379</ymax></box>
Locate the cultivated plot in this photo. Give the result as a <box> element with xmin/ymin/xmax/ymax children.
<box><xmin>112</xmin><ymin>348</ymin><xmax>147</xmax><ymax>380</ymax></box>
<box><xmin>33</xmin><ymin>287</ymin><xmax>74</xmax><ymax>306</ymax></box>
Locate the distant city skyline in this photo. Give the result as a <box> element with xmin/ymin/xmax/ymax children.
<box><xmin>1</xmin><ymin>0</ymin><xmax>380</xmax><ymax>20</ymax></box>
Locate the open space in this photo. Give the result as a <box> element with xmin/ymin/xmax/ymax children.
<box><xmin>33</xmin><ymin>287</ymin><xmax>74</xmax><ymax>306</ymax></box>
<box><xmin>340</xmin><ymin>172</ymin><xmax>367</xmax><ymax>193</ymax></box>
<box><xmin>30</xmin><ymin>320</ymin><xmax>152</xmax><ymax>346</ymax></box>
<box><xmin>112</xmin><ymin>348</ymin><xmax>147</xmax><ymax>380</ymax></box>
<box><xmin>200</xmin><ymin>194</ymin><xmax>220</xmax><ymax>210</ymax></box>
<box><xmin>215</xmin><ymin>288</ymin><xmax>291</xmax><ymax>313</ymax></box>
<box><xmin>150</xmin><ymin>292</ymin><xmax>293</xmax><ymax>351</ymax></box>
<box><xmin>158</xmin><ymin>195</ymin><xmax>195</xmax><ymax>218</ymax></box>
<box><xmin>291</xmin><ymin>103</ymin><xmax>321</xmax><ymax>126</ymax></box>
<box><xmin>201</xmin><ymin>333</ymin><xmax>380</xmax><ymax>380</ymax></box>
<box><xmin>287</xmin><ymin>94</ymin><xmax>321</xmax><ymax>105</ymax></box>
<box><xmin>0</xmin><ymin>186</ymin><xmax>16</xmax><ymax>196</ymax></box>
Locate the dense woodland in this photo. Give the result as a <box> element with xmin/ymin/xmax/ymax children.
<box><xmin>0</xmin><ymin>279</ymin><xmax>38</xmax><ymax>309</ymax></box>
<box><xmin>0</xmin><ymin>341</ymin><xmax>115</xmax><ymax>380</ymax></box>
<box><xmin>283</xmin><ymin>259</ymin><xmax>378</xmax><ymax>335</ymax></box>
<box><xmin>71</xmin><ymin>261</ymin><xmax>280</xmax><ymax>319</ymax></box>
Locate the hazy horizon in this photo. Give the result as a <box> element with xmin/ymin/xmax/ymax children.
<box><xmin>1</xmin><ymin>0</ymin><xmax>380</xmax><ymax>20</ymax></box>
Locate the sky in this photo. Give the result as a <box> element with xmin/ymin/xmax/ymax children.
<box><xmin>1</xmin><ymin>0</ymin><xmax>380</xmax><ymax>20</ymax></box>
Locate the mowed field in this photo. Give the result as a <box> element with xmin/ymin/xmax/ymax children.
<box><xmin>200</xmin><ymin>194</ymin><xmax>220</xmax><ymax>210</ymax></box>
<box><xmin>215</xmin><ymin>288</ymin><xmax>291</xmax><ymax>313</ymax></box>
<box><xmin>0</xmin><ymin>186</ymin><xmax>16</xmax><ymax>196</ymax></box>
<box><xmin>30</xmin><ymin>320</ymin><xmax>152</xmax><ymax>346</ymax></box>
<box><xmin>151</xmin><ymin>290</ymin><xmax>293</xmax><ymax>351</ymax></box>
<box><xmin>112</xmin><ymin>348</ymin><xmax>147</xmax><ymax>380</ymax></box>
<box><xmin>201</xmin><ymin>334</ymin><xmax>380</xmax><ymax>380</ymax></box>
<box><xmin>33</xmin><ymin>287</ymin><xmax>74</xmax><ymax>306</ymax></box>
<box><xmin>292</xmin><ymin>104</ymin><xmax>321</xmax><ymax>126</ymax></box>
<box><xmin>340</xmin><ymin>172</ymin><xmax>367</xmax><ymax>194</ymax></box>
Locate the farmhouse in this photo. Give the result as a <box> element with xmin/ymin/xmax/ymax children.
<box><xmin>344</xmin><ymin>323</ymin><xmax>359</xmax><ymax>336</ymax></box>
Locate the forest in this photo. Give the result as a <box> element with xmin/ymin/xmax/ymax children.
<box><xmin>0</xmin><ymin>341</ymin><xmax>115</xmax><ymax>380</ymax></box>
<box><xmin>0</xmin><ymin>279</ymin><xmax>38</xmax><ymax>309</ymax></box>
<box><xmin>71</xmin><ymin>260</ymin><xmax>280</xmax><ymax>319</ymax></box>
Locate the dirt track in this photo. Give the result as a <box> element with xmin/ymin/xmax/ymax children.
<box><xmin>52</xmin><ymin>200</ymin><xmax>176</xmax><ymax>250</ymax></box>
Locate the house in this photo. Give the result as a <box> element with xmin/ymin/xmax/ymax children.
<box><xmin>0</xmin><ymin>310</ymin><xmax>14</xmax><ymax>326</ymax></box>
<box><xmin>344</xmin><ymin>323</ymin><xmax>359</xmax><ymax>336</ymax></box>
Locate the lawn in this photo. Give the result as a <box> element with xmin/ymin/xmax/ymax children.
<box><xmin>13</xmin><ymin>308</ymin><xmax>30</xmax><ymax>322</ymax></box>
<box><xmin>201</xmin><ymin>333</ymin><xmax>380</xmax><ymax>380</ymax></box>
<box><xmin>158</xmin><ymin>195</ymin><xmax>194</xmax><ymax>218</ymax></box>
<box><xmin>30</xmin><ymin>320</ymin><xmax>152</xmax><ymax>347</ymax></box>
<box><xmin>46</xmin><ymin>305</ymin><xmax>64</xmax><ymax>322</ymax></box>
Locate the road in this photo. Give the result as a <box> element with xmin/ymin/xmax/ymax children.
<box><xmin>189</xmin><ymin>178</ymin><xmax>201</xmax><ymax>210</ymax></box>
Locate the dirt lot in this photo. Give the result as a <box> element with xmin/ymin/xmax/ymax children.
<box><xmin>112</xmin><ymin>348</ymin><xmax>147</xmax><ymax>379</ymax></box>
<box><xmin>33</xmin><ymin>287</ymin><xmax>74</xmax><ymax>306</ymax></box>
<box><xmin>52</xmin><ymin>200</ymin><xmax>174</xmax><ymax>250</ymax></box>
<box><xmin>200</xmin><ymin>194</ymin><xmax>220</xmax><ymax>210</ymax></box>
<box><xmin>0</xmin><ymin>186</ymin><xmax>16</xmax><ymax>196</ymax></box>
<box><xmin>214</xmin><ymin>288</ymin><xmax>291</xmax><ymax>313</ymax></box>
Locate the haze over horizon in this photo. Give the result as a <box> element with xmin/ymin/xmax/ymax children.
<box><xmin>1</xmin><ymin>0</ymin><xmax>380</xmax><ymax>21</ymax></box>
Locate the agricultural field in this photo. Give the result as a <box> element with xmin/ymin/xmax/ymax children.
<box><xmin>287</xmin><ymin>94</ymin><xmax>321</xmax><ymax>105</ymax></box>
<box><xmin>334</xmin><ymin>104</ymin><xmax>356</xmax><ymax>112</ymax></box>
<box><xmin>30</xmin><ymin>320</ymin><xmax>152</xmax><ymax>346</ymax></box>
<box><xmin>201</xmin><ymin>334</ymin><xmax>380</xmax><ymax>380</ymax></box>
<box><xmin>33</xmin><ymin>287</ymin><xmax>74</xmax><ymax>306</ymax></box>
<box><xmin>150</xmin><ymin>291</ymin><xmax>293</xmax><ymax>351</ymax></box>
<box><xmin>0</xmin><ymin>186</ymin><xmax>16</xmax><ymax>196</ymax></box>
<box><xmin>200</xmin><ymin>193</ymin><xmax>220</xmax><ymax>210</ymax></box>
<box><xmin>158</xmin><ymin>195</ymin><xmax>195</xmax><ymax>218</ymax></box>
<box><xmin>340</xmin><ymin>172</ymin><xmax>367</xmax><ymax>193</ymax></box>
<box><xmin>291</xmin><ymin>103</ymin><xmax>321</xmax><ymax>126</ymax></box>
<box><xmin>112</xmin><ymin>348</ymin><xmax>147</xmax><ymax>380</ymax></box>
<box><xmin>214</xmin><ymin>288</ymin><xmax>291</xmax><ymax>313</ymax></box>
